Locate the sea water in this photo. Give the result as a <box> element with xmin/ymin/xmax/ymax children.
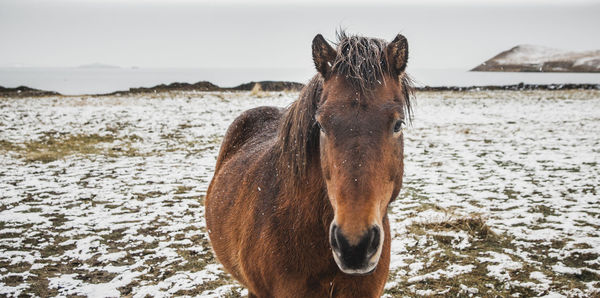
<box><xmin>0</xmin><ymin>67</ymin><xmax>599</xmax><ymax>95</ymax></box>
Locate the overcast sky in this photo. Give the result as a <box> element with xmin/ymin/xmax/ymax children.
<box><xmin>1</xmin><ymin>0</ymin><xmax>599</xmax><ymax>70</ymax></box>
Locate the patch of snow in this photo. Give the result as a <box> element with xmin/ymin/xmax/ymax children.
<box><xmin>407</xmin><ymin>264</ymin><xmax>475</xmax><ymax>283</ymax></box>
<box><xmin>478</xmin><ymin>251</ymin><xmax>523</xmax><ymax>282</ymax></box>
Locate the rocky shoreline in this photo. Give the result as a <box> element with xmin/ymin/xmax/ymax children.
<box><xmin>417</xmin><ymin>83</ymin><xmax>600</xmax><ymax>91</ymax></box>
<box><xmin>0</xmin><ymin>81</ymin><xmax>305</xmax><ymax>98</ymax></box>
<box><xmin>0</xmin><ymin>86</ymin><xmax>61</xmax><ymax>97</ymax></box>
<box><xmin>103</xmin><ymin>80</ymin><xmax>306</xmax><ymax>96</ymax></box>
<box><xmin>1</xmin><ymin>80</ymin><xmax>599</xmax><ymax>98</ymax></box>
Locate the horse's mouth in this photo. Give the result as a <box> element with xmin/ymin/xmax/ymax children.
<box><xmin>332</xmin><ymin>253</ymin><xmax>380</xmax><ymax>276</ymax></box>
<box><xmin>341</xmin><ymin>264</ymin><xmax>378</xmax><ymax>276</ymax></box>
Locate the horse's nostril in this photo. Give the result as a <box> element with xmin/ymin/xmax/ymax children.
<box><xmin>330</xmin><ymin>224</ymin><xmax>340</xmax><ymax>251</ymax></box>
<box><xmin>367</xmin><ymin>226</ymin><xmax>381</xmax><ymax>256</ymax></box>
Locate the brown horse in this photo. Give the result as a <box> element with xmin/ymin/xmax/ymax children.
<box><xmin>205</xmin><ymin>31</ymin><xmax>413</xmax><ymax>297</ymax></box>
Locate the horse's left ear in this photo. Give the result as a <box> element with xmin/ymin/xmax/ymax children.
<box><xmin>386</xmin><ymin>34</ymin><xmax>409</xmax><ymax>75</ymax></box>
<box><xmin>312</xmin><ymin>34</ymin><xmax>337</xmax><ymax>78</ymax></box>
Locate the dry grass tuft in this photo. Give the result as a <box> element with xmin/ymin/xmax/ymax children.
<box><xmin>22</xmin><ymin>134</ymin><xmax>115</xmax><ymax>162</ymax></box>
<box><xmin>0</xmin><ymin>133</ymin><xmax>143</xmax><ymax>163</ymax></box>
<box><xmin>409</xmin><ymin>214</ymin><xmax>496</xmax><ymax>240</ymax></box>
<box><xmin>250</xmin><ymin>83</ymin><xmax>267</xmax><ymax>98</ymax></box>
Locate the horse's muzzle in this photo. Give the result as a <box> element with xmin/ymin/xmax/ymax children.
<box><xmin>329</xmin><ymin>223</ymin><xmax>382</xmax><ymax>275</ymax></box>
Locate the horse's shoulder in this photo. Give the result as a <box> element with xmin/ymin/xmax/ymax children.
<box><xmin>215</xmin><ymin>106</ymin><xmax>283</xmax><ymax>171</ymax></box>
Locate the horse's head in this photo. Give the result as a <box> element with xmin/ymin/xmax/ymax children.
<box><xmin>312</xmin><ymin>32</ymin><xmax>411</xmax><ymax>275</ymax></box>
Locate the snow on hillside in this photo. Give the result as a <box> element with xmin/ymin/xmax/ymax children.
<box><xmin>473</xmin><ymin>45</ymin><xmax>600</xmax><ymax>72</ymax></box>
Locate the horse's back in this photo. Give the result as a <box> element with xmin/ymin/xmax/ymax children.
<box><xmin>213</xmin><ymin>106</ymin><xmax>283</xmax><ymax>172</ymax></box>
<box><xmin>206</xmin><ymin>105</ymin><xmax>283</xmax><ymax>287</ymax></box>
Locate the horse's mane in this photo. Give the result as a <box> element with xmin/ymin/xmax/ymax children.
<box><xmin>276</xmin><ymin>31</ymin><xmax>414</xmax><ymax>186</ymax></box>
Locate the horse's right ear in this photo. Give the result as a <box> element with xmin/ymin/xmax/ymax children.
<box><xmin>312</xmin><ymin>34</ymin><xmax>336</xmax><ymax>78</ymax></box>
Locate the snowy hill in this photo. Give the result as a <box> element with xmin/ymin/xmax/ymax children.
<box><xmin>472</xmin><ymin>45</ymin><xmax>600</xmax><ymax>72</ymax></box>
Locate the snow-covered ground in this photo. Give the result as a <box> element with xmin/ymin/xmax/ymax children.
<box><xmin>0</xmin><ymin>90</ymin><xmax>599</xmax><ymax>297</ymax></box>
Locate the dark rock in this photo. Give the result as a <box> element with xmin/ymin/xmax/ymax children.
<box><xmin>0</xmin><ymin>86</ymin><xmax>60</xmax><ymax>98</ymax></box>
<box><xmin>104</xmin><ymin>81</ymin><xmax>222</xmax><ymax>95</ymax></box>
<box><xmin>231</xmin><ymin>81</ymin><xmax>305</xmax><ymax>92</ymax></box>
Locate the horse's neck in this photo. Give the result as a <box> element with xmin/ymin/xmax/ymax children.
<box><xmin>279</xmin><ymin>172</ymin><xmax>332</xmax><ymax>236</ymax></box>
<box><xmin>273</xmin><ymin>161</ymin><xmax>335</xmax><ymax>272</ymax></box>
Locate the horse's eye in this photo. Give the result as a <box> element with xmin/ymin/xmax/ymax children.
<box><xmin>393</xmin><ymin>120</ymin><xmax>404</xmax><ymax>133</ymax></box>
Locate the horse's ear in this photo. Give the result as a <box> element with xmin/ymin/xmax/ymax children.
<box><xmin>312</xmin><ymin>34</ymin><xmax>337</xmax><ymax>78</ymax></box>
<box><xmin>386</xmin><ymin>34</ymin><xmax>409</xmax><ymax>75</ymax></box>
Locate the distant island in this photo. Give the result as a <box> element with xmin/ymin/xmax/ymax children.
<box><xmin>77</xmin><ymin>63</ymin><xmax>121</xmax><ymax>69</ymax></box>
<box><xmin>472</xmin><ymin>45</ymin><xmax>600</xmax><ymax>72</ymax></box>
